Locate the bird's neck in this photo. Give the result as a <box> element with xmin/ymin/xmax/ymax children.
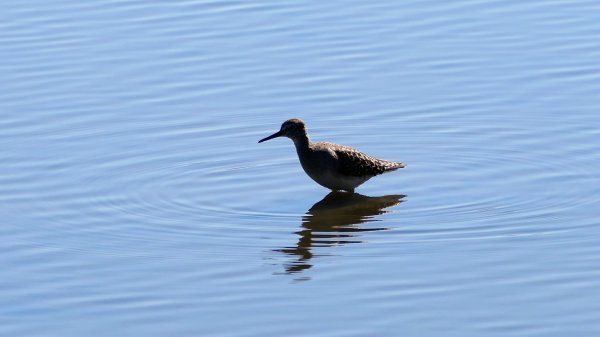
<box><xmin>292</xmin><ymin>134</ymin><xmax>311</xmax><ymax>154</ymax></box>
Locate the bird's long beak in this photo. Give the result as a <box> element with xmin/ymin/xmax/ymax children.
<box><xmin>258</xmin><ymin>130</ymin><xmax>283</xmax><ymax>143</ymax></box>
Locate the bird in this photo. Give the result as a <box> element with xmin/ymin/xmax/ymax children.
<box><xmin>258</xmin><ymin>118</ymin><xmax>405</xmax><ymax>192</ymax></box>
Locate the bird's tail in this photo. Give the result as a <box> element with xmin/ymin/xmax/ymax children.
<box><xmin>382</xmin><ymin>160</ymin><xmax>406</xmax><ymax>172</ymax></box>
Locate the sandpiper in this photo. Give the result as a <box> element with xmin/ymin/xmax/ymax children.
<box><xmin>258</xmin><ymin>119</ymin><xmax>405</xmax><ymax>192</ymax></box>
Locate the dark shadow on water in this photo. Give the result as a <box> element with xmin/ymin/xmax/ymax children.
<box><xmin>275</xmin><ymin>192</ymin><xmax>405</xmax><ymax>275</ymax></box>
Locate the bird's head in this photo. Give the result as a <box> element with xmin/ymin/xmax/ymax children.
<box><xmin>258</xmin><ymin>118</ymin><xmax>307</xmax><ymax>143</ymax></box>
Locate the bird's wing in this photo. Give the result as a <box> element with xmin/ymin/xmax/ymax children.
<box><xmin>334</xmin><ymin>146</ymin><xmax>390</xmax><ymax>177</ymax></box>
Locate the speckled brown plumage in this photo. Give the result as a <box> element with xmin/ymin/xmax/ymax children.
<box><xmin>259</xmin><ymin>119</ymin><xmax>406</xmax><ymax>192</ymax></box>
<box><xmin>314</xmin><ymin>142</ymin><xmax>405</xmax><ymax>177</ymax></box>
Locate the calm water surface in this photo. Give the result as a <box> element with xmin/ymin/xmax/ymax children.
<box><xmin>2</xmin><ymin>0</ymin><xmax>600</xmax><ymax>336</ymax></box>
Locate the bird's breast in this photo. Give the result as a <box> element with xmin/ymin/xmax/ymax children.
<box><xmin>298</xmin><ymin>152</ymin><xmax>370</xmax><ymax>191</ymax></box>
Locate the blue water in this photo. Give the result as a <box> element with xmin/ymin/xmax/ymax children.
<box><xmin>2</xmin><ymin>0</ymin><xmax>600</xmax><ymax>336</ymax></box>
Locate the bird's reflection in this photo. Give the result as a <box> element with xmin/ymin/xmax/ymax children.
<box><xmin>275</xmin><ymin>192</ymin><xmax>405</xmax><ymax>274</ymax></box>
